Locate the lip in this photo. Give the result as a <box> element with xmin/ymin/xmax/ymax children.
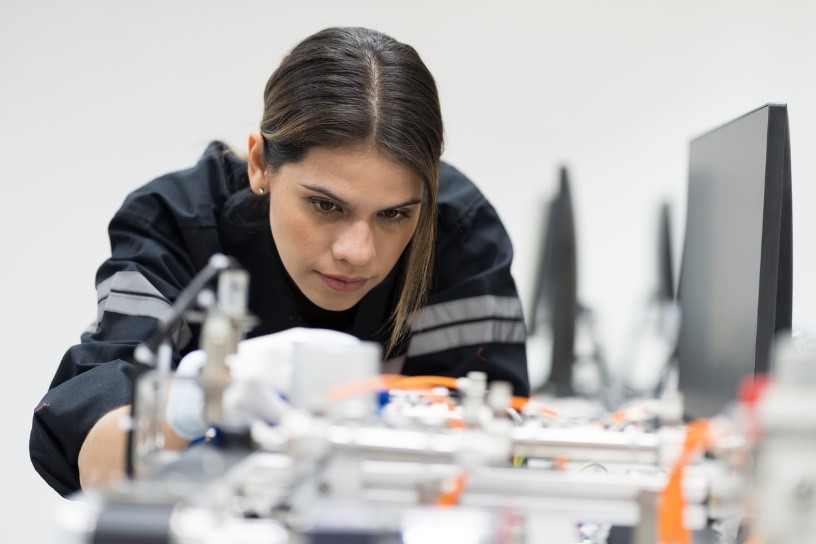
<box><xmin>317</xmin><ymin>272</ymin><xmax>368</xmax><ymax>293</ymax></box>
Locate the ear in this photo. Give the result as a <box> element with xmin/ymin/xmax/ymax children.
<box><xmin>247</xmin><ymin>131</ymin><xmax>268</xmax><ymax>193</ymax></box>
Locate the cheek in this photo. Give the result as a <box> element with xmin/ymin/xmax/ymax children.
<box><xmin>270</xmin><ymin>207</ymin><xmax>327</xmax><ymax>265</ymax></box>
<box><xmin>382</xmin><ymin>223</ymin><xmax>420</xmax><ymax>263</ymax></box>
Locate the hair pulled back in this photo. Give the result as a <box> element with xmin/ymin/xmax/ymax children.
<box><xmin>259</xmin><ymin>27</ymin><xmax>444</xmax><ymax>357</ymax></box>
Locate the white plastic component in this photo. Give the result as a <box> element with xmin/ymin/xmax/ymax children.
<box><xmin>166</xmin><ymin>328</ymin><xmax>365</xmax><ymax>437</ymax></box>
<box><xmin>754</xmin><ymin>337</ymin><xmax>816</xmax><ymax>542</ymax></box>
<box><xmin>166</xmin><ymin>350</ymin><xmax>208</xmax><ymax>439</ymax></box>
<box><xmin>461</xmin><ymin>371</ymin><xmax>488</xmax><ymax>426</ymax></box>
<box><xmin>774</xmin><ymin>336</ymin><xmax>816</xmax><ymax>386</ymax></box>
<box><xmin>525</xmin><ymin>514</ymin><xmax>578</xmax><ymax>544</ymax></box>
<box><xmin>232</xmin><ymin>327</ymin><xmax>361</xmax><ymax>393</ymax></box>
<box><xmin>487</xmin><ymin>381</ymin><xmax>512</xmax><ymax>415</ymax></box>
<box><xmin>656</xmin><ymin>389</ymin><xmax>684</xmax><ymax>427</ymax></box>
<box><xmin>456</xmin><ymin>428</ymin><xmax>513</xmax><ymax>467</ymax></box>
<box><xmin>290</xmin><ymin>338</ymin><xmax>381</xmax><ymax>417</ymax></box>
<box><xmin>54</xmin><ymin>496</ymin><xmax>100</xmax><ymax>544</ymax></box>
<box><xmin>525</xmin><ymin>332</ymin><xmax>552</xmax><ymax>391</ymax></box>
<box><xmin>402</xmin><ymin>507</ymin><xmax>496</xmax><ymax>544</ymax></box>
<box><xmin>657</xmin><ymin>425</ymin><xmax>687</xmax><ymax>469</ymax></box>
<box><xmin>217</xmin><ymin>269</ymin><xmax>250</xmax><ymax>315</ymax></box>
<box><xmin>171</xmin><ymin>506</ymin><xmax>289</xmax><ymax>544</ymax></box>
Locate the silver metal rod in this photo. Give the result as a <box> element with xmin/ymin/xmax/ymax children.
<box><xmin>511</xmin><ymin>426</ymin><xmax>660</xmax><ymax>464</ymax></box>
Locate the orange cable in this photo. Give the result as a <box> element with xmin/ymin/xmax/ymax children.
<box><xmin>510</xmin><ymin>396</ymin><xmax>559</xmax><ymax>418</ymax></box>
<box><xmin>388</xmin><ymin>375</ymin><xmax>460</xmax><ymax>390</ymax></box>
<box><xmin>325</xmin><ymin>375</ymin><xmax>389</xmax><ymax>402</ymax></box>
<box><xmin>436</xmin><ymin>471</ymin><xmax>468</xmax><ymax>506</ymax></box>
<box><xmin>326</xmin><ymin>374</ymin><xmax>558</xmax><ymax>418</ymax></box>
<box><xmin>447</xmin><ymin>417</ymin><xmax>465</xmax><ymax>429</ymax></box>
<box><xmin>658</xmin><ymin>419</ymin><xmax>711</xmax><ymax>544</ymax></box>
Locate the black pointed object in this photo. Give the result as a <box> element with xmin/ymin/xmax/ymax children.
<box><xmin>657</xmin><ymin>202</ymin><xmax>675</xmax><ymax>302</ymax></box>
<box><xmin>547</xmin><ymin>167</ymin><xmax>578</xmax><ymax>397</ymax></box>
<box><xmin>529</xmin><ymin>166</ymin><xmax>579</xmax><ymax>397</ymax></box>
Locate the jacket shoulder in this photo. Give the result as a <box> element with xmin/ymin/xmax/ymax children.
<box><xmin>438</xmin><ymin>162</ymin><xmax>483</xmax><ymax>213</ymax></box>
<box><xmin>437</xmin><ymin>162</ymin><xmax>507</xmax><ymax>243</ymax></box>
<box><xmin>116</xmin><ymin>141</ymin><xmax>247</xmax><ymax>228</ymax></box>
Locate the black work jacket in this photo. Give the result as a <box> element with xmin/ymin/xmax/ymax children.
<box><xmin>30</xmin><ymin>142</ymin><xmax>529</xmax><ymax>497</ymax></box>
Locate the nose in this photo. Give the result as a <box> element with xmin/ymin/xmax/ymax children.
<box><xmin>332</xmin><ymin>220</ymin><xmax>376</xmax><ymax>267</ymax></box>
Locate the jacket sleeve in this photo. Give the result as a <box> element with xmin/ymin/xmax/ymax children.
<box><xmin>29</xmin><ymin>194</ymin><xmax>206</xmax><ymax>497</ymax></box>
<box><xmin>401</xmin><ymin>165</ymin><xmax>530</xmax><ymax>397</ymax></box>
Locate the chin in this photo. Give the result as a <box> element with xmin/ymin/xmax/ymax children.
<box><xmin>310</xmin><ymin>292</ymin><xmax>363</xmax><ymax>312</ymax></box>
<box><xmin>324</xmin><ymin>298</ymin><xmax>361</xmax><ymax>312</ymax></box>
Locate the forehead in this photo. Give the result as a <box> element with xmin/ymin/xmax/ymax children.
<box><xmin>278</xmin><ymin>145</ymin><xmax>424</xmax><ymax>204</ymax></box>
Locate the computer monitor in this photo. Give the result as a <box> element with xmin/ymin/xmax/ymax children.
<box><xmin>528</xmin><ymin>166</ymin><xmax>578</xmax><ymax>396</ymax></box>
<box><xmin>677</xmin><ymin>103</ymin><xmax>792</xmax><ymax>419</ymax></box>
<box><xmin>657</xmin><ymin>202</ymin><xmax>675</xmax><ymax>303</ymax></box>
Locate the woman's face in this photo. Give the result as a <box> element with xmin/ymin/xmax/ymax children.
<box><xmin>248</xmin><ymin>135</ymin><xmax>424</xmax><ymax>311</ymax></box>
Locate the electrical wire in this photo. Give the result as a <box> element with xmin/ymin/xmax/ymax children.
<box><xmin>436</xmin><ymin>471</ymin><xmax>468</xmax><ymax>506</ymax></box>
<box><xmin>658</xmin><ymin>419</ymin><xmax>711</xmax><ymax>544</ymax></box>
<box><xmin>325</xmin><ymin>374</ymin><xmax>559</xmax><ymax>420</ymax></box>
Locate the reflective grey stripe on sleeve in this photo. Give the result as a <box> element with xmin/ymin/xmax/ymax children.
<box><xmin>382</xmin><ymin>355</ymin><xmax>406</xmax><ymax>375</ymax></box>
<box><xmin>411</xmin><ymin>295</ymin><xmax>524</xmax><ymax>332</ymax></box>
<box><xmin>91</xmin><ymin>271</ymin><xmax>192</xmax><ymax>349</ymax></box>
<box><xmin>407</xmin><ymin>319</ymin><xmax>526</xmax><ymax>357</ymax></box>
<box><xmin>102</xmin><ymin>292</ymin><xmax>173</xmax><ymax>323</ymax></box>
<box><xmin>96</xmin><ymin>271</ymin><xmax>167</xmax><ymax>302</ymax></box>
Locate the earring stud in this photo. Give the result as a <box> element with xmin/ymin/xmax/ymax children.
<box><xmin>257</xmin><ymin>187</ymin><xmax>265</xmax><ymax>195</ymax></box>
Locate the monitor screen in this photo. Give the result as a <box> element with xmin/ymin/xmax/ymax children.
<box><xmin>677</xmin><ymin>104</ymin><xmax>792</xmax><ymax>419</ymax></box>
<box><xmin>528</xmin><ymin>167</ymin><xmax>578</xmax><ymax>396</ymax></box>
<box><xmin>657</xmin><ymin>202</ymin><xmax>675</xmax><ymax>303</ymax></box>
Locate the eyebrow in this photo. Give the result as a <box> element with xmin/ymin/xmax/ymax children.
<box><xmin>299</xmin><ymin>183</ymin><xmax>423</xmax><ymax>209</ymax></box>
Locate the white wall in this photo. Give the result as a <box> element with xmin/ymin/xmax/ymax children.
<box><xmin>2</xmin><ymin>0</ymin><xmax>815</xmax><ymax>540</ymax></box>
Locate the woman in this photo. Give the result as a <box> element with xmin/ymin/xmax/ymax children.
<box><xmin>30</xmin><ymin>26</ymin><xmax>528</xmax><ymax>497</ymax></box>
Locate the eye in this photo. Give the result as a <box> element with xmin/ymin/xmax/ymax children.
<box><xmin>378</xmin><ymin>208</ymin><xmax>412</xmax><ymax>225</ymax></box>
<box><xmin>308</xmin><ymin>198</ymin><xmax>342</xmax><ymax>215</ymax></box>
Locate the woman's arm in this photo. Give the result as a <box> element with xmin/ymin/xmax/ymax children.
<box><xmin>77</xmin><ymin>405</ymin><xmax>130</xmax><ymax>489</ymax></box>
<box><xmin>31</xmin><ymin>143</ymin><xmax>236</xmax><ymax>497</ymax></box>
<box><xmin>78</xmin><ymin>404</ymin><xmax>190</xmax><ymax>490</ymax></box>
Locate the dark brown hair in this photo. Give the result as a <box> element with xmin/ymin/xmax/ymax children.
<box><xmin>259</xmin><ymin>27</ymin><xmax>444</xmax><ymax>357</ymax></box>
